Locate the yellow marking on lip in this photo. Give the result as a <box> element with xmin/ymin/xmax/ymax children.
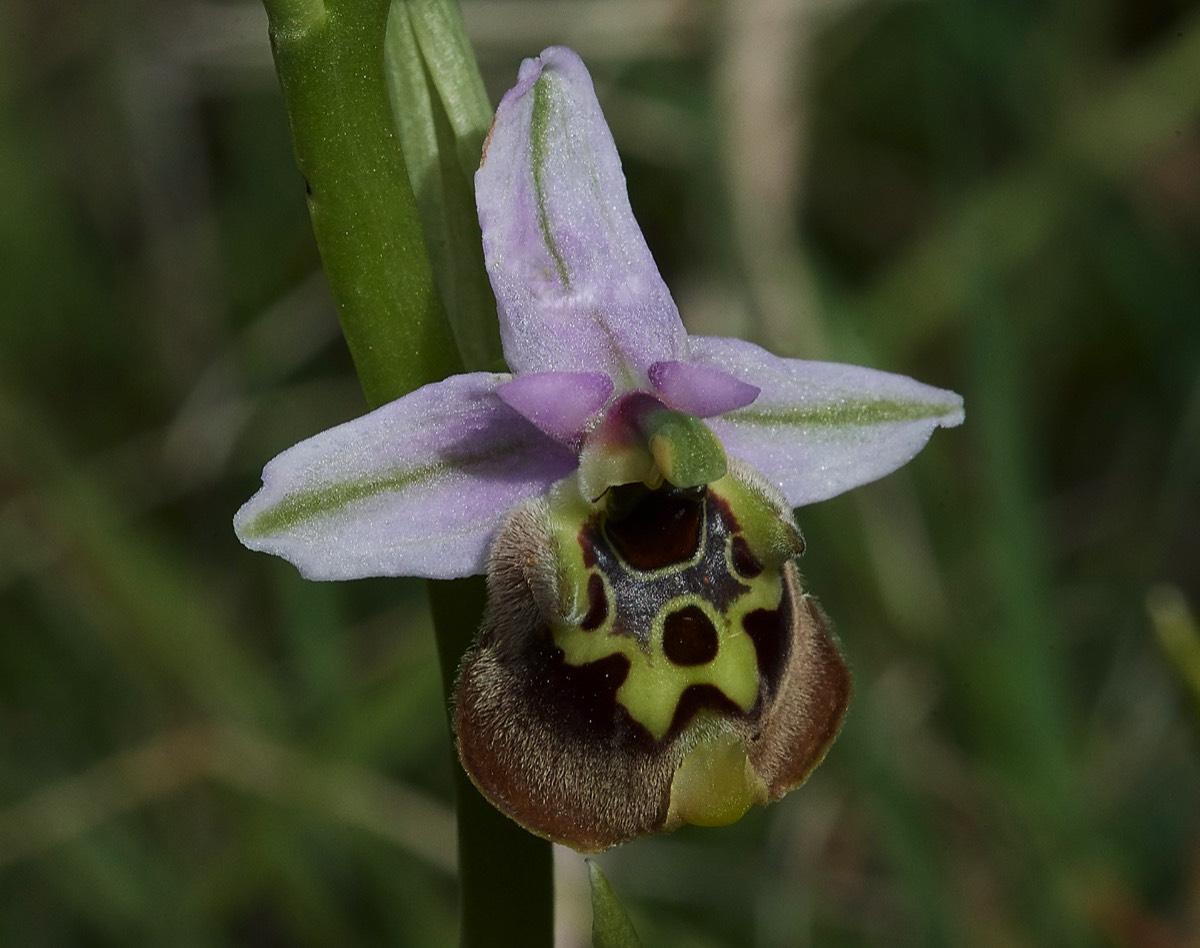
<box><xmin>546</xmin><ymin>469</ymin><xmax>799</xmax><ymax>741</ymax></box>
<box><xmin>555</xmin><ymin>583</ymin><xmax>780</xmax><ymax>741</ymax></box>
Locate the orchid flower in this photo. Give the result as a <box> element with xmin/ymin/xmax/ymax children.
<box><xmin>235</xmin><ymin>47</ymin><xmax>963</xmax><ymax>852</ymax></box>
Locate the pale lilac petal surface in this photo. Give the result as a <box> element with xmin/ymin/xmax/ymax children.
<box><xmin>476</xmin><ymin>46</ymin><xmax>687</xmax><ymax>383</ymax></box>
<box><xmin>689</xmin><ymin>336</ymin><xmax>964</xmax><ymax>507</ymax></box>
<box><xmin>649</xmin><ymin>359</ymin><xmax>760</xmax><ymax>417</ymax></box>
<box><xmin>234</xmin><ymin>373</ymin><xmax>577</xmax><ymax>580</ymax></box>
<box><xmin>496</xmin><ymin>370</ymin><xmax>613</xmax><ymax>444</ymax></box>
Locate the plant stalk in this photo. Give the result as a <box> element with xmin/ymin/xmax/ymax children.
<box><xmin>260</xmin><ymin>1</ymin><xmax>555</xmax><ymax>943</ymax></box>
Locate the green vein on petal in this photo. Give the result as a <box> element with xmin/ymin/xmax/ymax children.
<box><xmin>724</xmin><ymin>397</ymin><xmax>962</xmax><ymax>429</ymax></box>
<box><xmin>239</xmin><ymin>461</ymin><xmax>445</xmax><ymax>538</ymax></box>
<box><xmin>530</xmin><ymin>73</ymin><xmax>570</xmax><ymax>286</ymax></box>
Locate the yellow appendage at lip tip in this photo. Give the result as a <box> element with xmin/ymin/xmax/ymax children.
<box><xmin>667</xmin><ymin>730</ymin><xmax>764</xmax><ymax>828</ymax></box>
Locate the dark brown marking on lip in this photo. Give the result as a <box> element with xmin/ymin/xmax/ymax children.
<box><xmin>578</xmin><ymin>530</ymin><xmax>598</xmax><ymax>568</ymax></box>
<box><xmin>604</xmin><ymin>488</ymin><xmax>703</xmax><ymax>571</ymax></box>
<box><xmin>662</xmin><ymin>605</ymin><xmax>720</xmax><ymax>666</ymax></box>
<box><xmin>550</xmin><ymin>649</ymin><xmax>632</xmax><ymax>729</ymax></box>
<box><xmin>729</xmin><ymin>534</ymin><xmax>764</xmax><ymax>578</ymax></box>
<box><xmin>666</xmin><ymin>684</ymin><xmax>745</xmax><ymax>740</ymax></box>
<box><xmin>581</xmin><ymin>573</ymin><xmax>608</xmax><ymax>630</ymax></box>
<box><xmin>707</xmin><ymin>490</ymin><xmax>739</xmax><ymax>531</ymax></box>
<box><xmin>582</xmin><ymin>484</ymin><xmax>753</xmax><ymax>645</ymax></box>
<box><xmin>743</xmin><ymin>600</ymin><xmax>790</xmax><ymax>698</ymax></box>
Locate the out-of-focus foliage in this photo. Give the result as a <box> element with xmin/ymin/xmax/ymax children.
<box><xmin>1</xmin><ymin>0</ymin><xmax>1198</xmax><ymax>945</ymax></box>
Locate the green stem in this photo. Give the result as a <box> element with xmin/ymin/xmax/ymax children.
<box><xmin>261</xmin><ymin>2</ymin><xmax>554</xmax><ymax>943</ymax></box>
<box><xmin>429</xmin><ymin>579</ymin><xmax>555</xmax><ymax>947</ymax></box>
<box><xmin>263</xmin><ymin>0</ymin><xmax>461</xmax><ymax>408</ymax></box>
<box><xmin>384</xmin><ymin>0</ymin><xmax>503</xmax><ymax>370</ymax></box>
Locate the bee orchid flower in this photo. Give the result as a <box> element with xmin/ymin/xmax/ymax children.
<box><xmin>235</xmin><ymin>46</ymin><xmax>963</xmax><ymax>852</ymax></box>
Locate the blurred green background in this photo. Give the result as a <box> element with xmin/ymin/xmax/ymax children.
<box><xmin>2</xmin><ymin>0</ymin><xmax>1199</xmax><ymax>944</ymax></box>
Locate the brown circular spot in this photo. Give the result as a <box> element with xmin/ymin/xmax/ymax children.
<box><xmin>729</xmin><ymin>535</ymin><xmax>764</xmax><ymax>578</ymax></box>
<box><xmin>581</xmin><ymin>573</ymin><xmax>608</xmax><ymax>631</ymax></box>
<box><xmin>662</xmin><ymin>605</ymin><xmax>720</xmax><ymax>666</ymax></box>
<box><xmin>604</xmin><ymin>487</ymin><xmax>703</xmax><ymax>571</ymax></box>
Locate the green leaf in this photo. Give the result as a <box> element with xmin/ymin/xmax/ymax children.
<box><xmin>1149</xmin><ymin>584</ymin><xmax>1200</xmax><ymax>717</ymax></box>
<box><xmin>384</xmin><ymin>0</ymin><xmax>503</xmax><ymax>371</ymax></box>
<box><xmin>405</xmin><ymin>0</ymin><xmax>493</xmax><ymax>174</ymax></box>
<box><xmin>587</xmin><ymin>860</ymin><xmax>642</xmax><ymax>948</ymax></box>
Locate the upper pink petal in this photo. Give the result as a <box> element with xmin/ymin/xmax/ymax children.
<box><xmin>476</xmin><ymin>46</ymin><xmax>687</xmax><ymax>384</ymax></box>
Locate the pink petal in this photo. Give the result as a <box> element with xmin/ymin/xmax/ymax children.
<box><xmin>649</xmin><ymin>359</ymin><xmax>760</xmax><ymax>417</ymax></box>
<box><xmin>234</xmin><ymin>373</ymin><xmax>577</xmax><ymax>580</ymax></box>
<box><xmin>496</xmin><ymin>371</ymin><xmax>614</xmax><ymax>444</ymax></box>
<box><xmin>477</xmin><ymin>47</ymin><xmax>687</xmax><ymax>382</ymax></box>
<box><xmin>689</xmin><ymin>336</ymin><xmax>964</xmax><ymax>507</ymax></box>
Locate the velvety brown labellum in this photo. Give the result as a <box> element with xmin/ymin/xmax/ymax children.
<box><xmin>453</xmin><ymin>466</ymin><xmax>850</xmax><ymax>852</ymax></box>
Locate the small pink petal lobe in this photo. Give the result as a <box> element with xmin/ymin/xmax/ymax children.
<box><xmin>496</xmin><ymin>371</ymin><xmax>615</xmax><ymax>444</ymax></box>
<box><xmin>649</xmin><ymin>360</ymin><xmax>760</xmax><ymax>417</ymax></box>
